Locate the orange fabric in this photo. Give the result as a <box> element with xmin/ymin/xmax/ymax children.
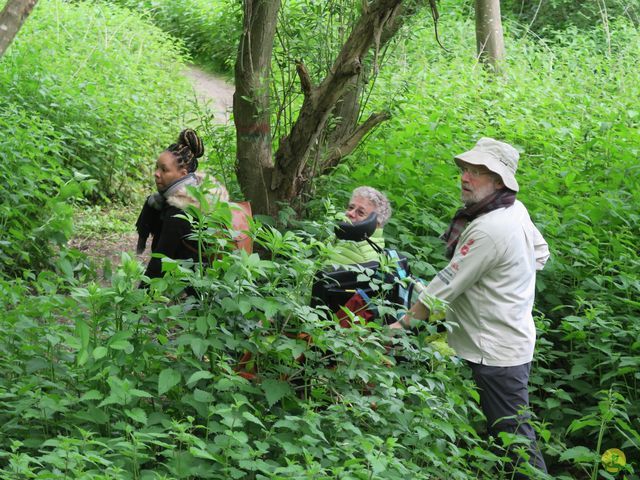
<box><xmin>336</xmin><ymin>292</ymin><xmax>376</xmax><ymax>328</ymax></box>
<box><xmin>181</xmin><ymin>201</ymin><xmax>252</xmax><ymax>258</ymax></box>
<box><xmin>230</xmin><ymin>201</ymin><xmax>253</xmax><ymax>254</ymax></box>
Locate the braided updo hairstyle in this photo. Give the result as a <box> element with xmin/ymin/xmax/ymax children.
<box><xmin>166</xmin><ymin>129</ymin><xmax>204</xmax><ymax>173</ymax></box>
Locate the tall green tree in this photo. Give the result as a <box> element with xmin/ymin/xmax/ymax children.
<box><xmin>0</xmin><ymin>0</ymin><xmax>38</xmax><ymax>58</ymax></box>
<box><xmin>234</xmin><ymin>0</ymin><xmax>424</xmax><ymax>216</ymax></box>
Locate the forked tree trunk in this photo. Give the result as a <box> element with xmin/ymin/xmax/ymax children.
<box><xmin>234</xmin><ymin>0</ymin><xmax>410</xmax><ymax>216</ymax></box>
<box><xmin>474</xmin><ymin>0</ymin><xmax>505</xmax><ymax>72</ymax></box>
<box><xmin>0</xmin><ymin>0</ymin><xmax>39</xmax><ymax>58</ymax></box>
<box><xmin>315</xmin><ymin>1</ymin><xmax>424</xmax><ymax>177</ymax></box>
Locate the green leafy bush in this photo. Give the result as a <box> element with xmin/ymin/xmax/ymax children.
<box><xmin>0</xmin><ymin>104</ymin><xmax>76</xmax><ymax>275</ymax></box>
<box><xmin>502</xmin><ymin>0</ymin><xmax>640</xmax><ymax>34</ymax></box>
<box><xmin>0</xmin><ymin>210</ymin><xmax>500</xmax><ymax>479</ymax></box>
<box><xmin>0</xmin><ymin>0</ymin><xmax>201</xmax><ymax>274</ymax></box>
<box><xmin>109</xmin><ymin>0</ymin><xmax>243</xmax><ymax>72</ymax></box>
<box><xmin>0</xmin><ymin>0</ymin><xmax>194</xmax><ymax>199</ymax></box>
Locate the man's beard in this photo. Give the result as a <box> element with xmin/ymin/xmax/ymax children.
<box><xmin>461</xmin><ymin>182</ymin><xmax>498</xmax><ymax>206</ymax></box>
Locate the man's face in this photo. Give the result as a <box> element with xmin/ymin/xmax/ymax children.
<box><xmin>458</xmin><ymin>161</ymin><xmax>503</xmax><ymax>206</ymax></box>
<box><xmin>346</xmin><ymin>195</ymin><xmax>376</xmax><ymax>223</ymax></box>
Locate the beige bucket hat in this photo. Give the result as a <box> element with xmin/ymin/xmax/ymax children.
<box><xmin>454</xmin><ymin>137</ymin><xmax>520</xmax><ymax>192</ymax></box>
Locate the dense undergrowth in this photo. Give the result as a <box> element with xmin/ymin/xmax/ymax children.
<box><xmin>320</xmin><ymin>5</ymin><xmax>640</xmax><ymax>478</ymax></box>
<box><xmin>108</xmin><ymin>0</ymin><xmax>242</xmax><ymax>73</ymax></box>
<box><xmin>0</xmin><ymin>212</ymin><xmax>491</xmax><ymax>479</ymax></box>
<box><xmin>501</xmin><ymin>0</ymin><xmax>640</xmax><ymax>34</ymax></box>
<box><xmin>0</xmin><ymin>0</ymin><xmax>195</xmax><ymax>274</ymax></box>
<box><xmin>1</xmin><ymin>0</ymin><xmax>639</xmax><ymax>478</ymax></box>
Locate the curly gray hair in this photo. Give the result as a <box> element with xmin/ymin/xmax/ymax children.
<box><xmin>351</xmin><ymin>186</ymin><xmax>392</xmax><ymax>227</ymax></box>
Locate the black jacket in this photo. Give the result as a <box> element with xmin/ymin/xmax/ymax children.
<box><xmin>136</xmin><ymin>172</ymin><xmax>228</xmax><ymax>280</ymax></box>
<box><xmin>144</xmin><ymin>203</ymin><xmax>198</xmax><ymax>279</ymax></box>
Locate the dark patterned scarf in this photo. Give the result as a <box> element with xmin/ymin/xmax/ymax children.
<box><xmin>441</xmin><ymin>188</ymin><xmax>517</xmax><ymax>259</ymax></box>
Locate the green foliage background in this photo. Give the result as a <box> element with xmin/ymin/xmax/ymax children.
<box><xmin>501</xmin><ymin>0</ymin><xmax>640</xmax><ymax>33</ymax></box>
<box><xmin>0</xmin><ymin>0</ymin><xmax>196</xmax><ymax>273</ymax></box>
<box><xmin>0</xmin><ymin>0</ymin><xmax>639</xmax><ymax>479</ymax></box>
<box><xmin>108</xmin><ymin>0</ymin><xmax>242</xmax><ymax>72</ymax></box>
<box><xmin>324</xmin><ymin>5</ymin><xmax>640</xmax><ymax>476</ymax></box>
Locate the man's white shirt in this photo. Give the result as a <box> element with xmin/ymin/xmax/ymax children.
<box><xmin>420</xmin><ymin>200</ymin><xmax>550</xmax><ymax>366</ymax></box>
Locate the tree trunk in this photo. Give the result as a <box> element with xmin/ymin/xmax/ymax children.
<box><xmin>474</xmin><ymin>0</ymin><xmax>505</xmax><ymax>72</ymax></box>
<box><xmin>235</xmin><ymin>0</ymin><xmax>409</xmax><ymax>216</ymax></box>
<box><xmin>0</xmin><ymin>0</ymin><xmax>39</xmax><ymax>58</ymax></box>
<box><xmin>233</xmin><ymin>0</ymin><xmax>281</xmax><ymax>215</ymax></box>
<box><xmin>325</xmin><ymin>75</ymin><xmax>362</xmax><ymax>150</ymax></box>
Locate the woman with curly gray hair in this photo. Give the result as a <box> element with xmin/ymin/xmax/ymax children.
<box><xmin>327</xmin><ymin>186</ymin><xmax>392</xmax><ymax>266</ymax></box>
<box><xmin>345</xmin><ymin>186</ymin><xmax>392</xmax><ymax>227</ymax></box>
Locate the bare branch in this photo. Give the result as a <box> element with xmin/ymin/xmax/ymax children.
<box><xmin>320</xmin><ymin>111</ymin><xmax>390</xmax><ymax>173</ymax></box>
<box><xmin>372</xmin><ymin>5</ymin><xmax>399</xmax><ymax>74</ymax></box>
<box><xmin>272</xmin><ymin>0</ymin><xmax>404</xmax><ymax>187</ymax></box>
<box><xmin>429</xmin><ymin>0</ymin><xmax>449</xmax><ymax>52</ymax></box>
<box><xmin>295</xmin><ymin>60</ymin><xmax>313</xmax><ymax>97</ymax></box>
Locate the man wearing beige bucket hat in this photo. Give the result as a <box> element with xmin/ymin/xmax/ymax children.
<box><xmin>391</xmin><ymin>137</ymin><xmax>550</xmax><ymax>478</ymax></box>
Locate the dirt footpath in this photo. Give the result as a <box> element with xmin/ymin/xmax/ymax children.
<box><xmin>69</xmin><ymin>68</ymin><xmax>234</xmax><ymax>277</ymax></box>
<box><xmin>184</xmin><ymin>66</ymin><xmax>234</xmax><ymax>123</ymax></box>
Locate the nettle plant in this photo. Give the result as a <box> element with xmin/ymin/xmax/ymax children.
<box><xmin>1</xmin><ymin>196</ymin><xmax>512</xmax><ymax>479</ymax></box>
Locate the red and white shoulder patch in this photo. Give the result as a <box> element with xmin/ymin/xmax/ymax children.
<box><xmin>460</xmin><ymin>238</ymin><xmax>475</xmax><ymax>256</ymax></box>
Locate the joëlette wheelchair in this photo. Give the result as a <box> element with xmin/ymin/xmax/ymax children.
<box><xmin>311</xmin><ymin>213</ymin><xmax>412</xmax><ymax>326</ymax></box>
<box><xmin>235</xmin><ymin>214</ymin><xmax>415</xmax><ymax>380</ymax></box>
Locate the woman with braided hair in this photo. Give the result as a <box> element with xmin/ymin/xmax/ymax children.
<box><xmin>135</xmin><ymin>128</ymin><xmax>229</xmax><ymax>280</ymax></box>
